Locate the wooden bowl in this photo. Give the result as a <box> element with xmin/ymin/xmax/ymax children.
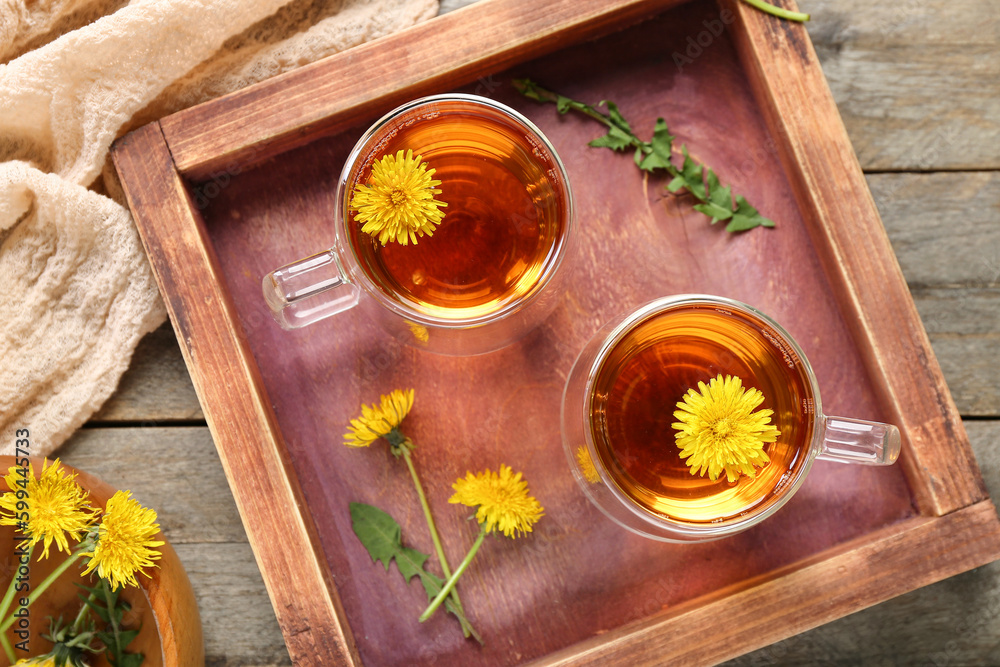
<box><xmin>0</xmin><ymin>456</ymin><xmax>203</xmax><ymax>666</ymax></box>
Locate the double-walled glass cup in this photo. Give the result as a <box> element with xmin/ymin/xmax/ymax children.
<box><xmin>262</xmin><ymin>94</ymin><xmax>574</xmax><ymax>355</ymax></box>
<box><xmin>562</xmin><ymin>295</ymin><xmax>901</xmax><ymax>542</ymax></box>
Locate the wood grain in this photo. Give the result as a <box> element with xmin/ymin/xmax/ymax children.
<box><xmin>440</xmin><ymin>0</ymin><xmax>1000</xmax><ymax>171</ymax></box>
<box><xmin>93</xmin><ymin>171</ymin><xmax>1000</xmax><ymax>423</ymax></box>
<box><xmin>108</xmin><ymin>0</ymin><xmax>1000</xmax><ymax>664</ymax></box>
<box><xmin>869</xmin><ymin>172</ymin><xmax>1000</xmax><ymax>289</ymax></box>
<box><xmin>913</xmin><ymin>288</ymin><xmax>1000</xmax><ymax>417</ymax></box>
<box><xmin>807</xmin><ymin>0</ymin><xmax>1000</xmax><ymax>171</ymax></box>
<box><xmin>60</xmin><ymin>423</ymin><xmax>1000</xmax><ymax>666</ymax></box>
<box><xmin>92</xmin><ymin>287</ymin><xmax>1000</xmax><ymax>433</ymax></box>
<box><xmin>91</xmin><ymin>323</ymin><xmax>203</xmax><ymax>423</ymax></box>
<box><xmin>57</xmin><ymin>428</ymin><xmax>291</xmax><ymax>665</ymax></box>
<box><xmin>189</xmin><ymin>3</ymin><xmax>970</xmax><ymax>664</ymax></box>
<box><xmin>160</xmin><ymin>0</ymin><xmax>688</xmax><ymax>181</ymax></box>
<box><xmin>110</xmin><ymin>124</ymin><xmax>360</xmax><ymax>667</ymax></box>
<box><xmin>535</xmin><ymin>500</ymin><xmax>1000</xmax><ymax>667</ymax></box>
<box><xmin>729</xmin><ymin>420</ymin><xmax>1000</xmax><ymax>666</ymax></box>
<box><xmin>61</xmin><ymin>426</ymin><xmax>243</xmax><ymax>543</ymax></box>
<box><xmin>172</xmin><ymin>543</ymin><xmax>290</xmax><ymax>665</ymax></box>
<box><xmin>724</xmin><ymin>0</ymin><xmax>984</xmax><ymax>515</ymax></box>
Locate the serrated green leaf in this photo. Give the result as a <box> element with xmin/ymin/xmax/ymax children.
<box><xmin>602</xmin><ymin>101</ymin><xmax>632</xmax><ymax>134</ymax></box>
<box><xmin>638</xmin><ymin>152</ymin><xmax>665</xmax><ymax>171</ymax></box>
<box><xmin>588</xmin><ymin>125</ymin><xmax>632</xmax><ymax>151</ymax></box>
<box><xmin>710</xmin><ymin>186</ymin><xmax>733</xmax><ymax>210</ymax></box>
<box><xmin>705</xmin><ymin>170</ymin><xmax>732</xmax><ymax>208</ymax></box>
<box><xmin>633</xmin><ymin>145</ymin><xmax>647</xmax><ymax>167</ymax></box>
<box><xmin>74</xmin><ymin>577</ymin><xmax>145</xmax><ymax>666</ymax></box>
<box><xmin>725</xmin><ymin>195</ymin><xmax>774</xmax><ymax>232</ymax></box>
<box><xmin>110</xmin><ymin>651</ymin><xmax>145</xmax><ymax>667</ymax></box>
<box><xmin>705</xmin><ymin>168</ymin><xmax>720</xmax><ymax>192</ymax></box>
<box><xmin>411</xmin><ymin>565</ymin><xmax>482</xmax><ymax>642</ymax></box>
<box><xmin>84</xmin><ymin>595</ymin><xmax>111</xmax><ymax>624</ymax></box>
<box><xmin>104</xmin><ymin>584</ymin><xmax>121</xmax><ymax>607</ymax></box>
<box><xmin>677</xmin><ymin>148</ymin><xmax>706</xmax><ymax>201</ymax></box>
<box><xmin>512</xmin><ymin>78</ymin><xmax>543</xmax><ymax>101</ymax></box>
<box><xmin>693</xmin><ymin>202</ymin><xmax>733</xmax><ymax>223</ymax></box>
<box><xmin>686</xmin><ymin>171</ymin><xmax>706</xmax><ymax>200</ymax></box>
<box><xmin>111</xmin><ymin>600</ymin><xmax>130</xmax><ymax>626</ymax></box>
<box><xmin>75</xmin><ymin>582</ymin><xmax>101</xmax><ymax>599</ymax></box>
<box><xmin>691</xmin><ymin>168</ymin><xmax>736</xmax><ymax>222</ymax></box>
<box><xmin>667</xmin><ymin>175</ymin><xmax>686</xmax><ymax>193</ymax></box>
<box><xmin>115</xmin><ymin>629</ymin><xmax>140</xmax><ymax>647</ymax></box>
<box><xmin>734</xmin><ymin>195</ymin><xmax>755</xmax><ymax>214</ymax></box>
<box><xmin>394</xmin><ymin>545</ymin><xmax>431</xmax><ymax>583</ymax></box>
<box><xmin>415</xmin><ymin>566</ymin><xmax>446</xmax><ymax>600</ymax></box>
<box><xmin>726</xmin><ymin>216</ymin><xmax>761</xmax><ymax>232</ymax></box>
<box><xmin>514</xmin><ymin>81</ymin><xmax>776</xmax><ymax>235</ymax></box>
<box><xmin>349</xmin><ymin>502</ymin><xmax>482</xmax><ymax>643</ymax></box>
<box><xmin>638</xmin><ymin>118</ymin><xmax>674</xmax><ymax>172</ymax></box>
<box><xmin>350</xmin><ymin>502</ymin><xmax>430</xmax><ymax>582</ymax></box>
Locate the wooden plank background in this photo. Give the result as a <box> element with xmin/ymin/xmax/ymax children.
<box><xmin>67</xmin><ymin>0</ymin><xmax>999</xmax><ymax>663</ymax></box>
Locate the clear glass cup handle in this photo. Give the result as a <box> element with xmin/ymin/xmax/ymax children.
<box><xmin>815</xmin><ymin>416</ymin><xmax>901</xmax><ymax>465</ymax></box>
<box><xmin>262</xmin><ymin>249</ymin><xmax>360</xmax><ymax>330</ymax></box>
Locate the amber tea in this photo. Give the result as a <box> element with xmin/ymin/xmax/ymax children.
<box><xmin>589</xmin><ymin>302</ymin><xmax>816</xmax><ymax>524</ymax></box>
<box><xmin>345</xmin><ymin>103</ymin><xmax>569</xmax><ymax>320</ymax></box>
<box><xmin>263</xmin><ymin>94</ymin><xmax>573</xmax><ymax>352</ymax></box>
<box><xmin>565</xmin><ymin>295</ymin><xmax>900</xmax><ymax>541</ymax></box>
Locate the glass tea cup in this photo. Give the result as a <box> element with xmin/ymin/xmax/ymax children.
<box><xmin>262</xmin><ymin>93</ymin><xmax>574</xmax><ymax>356</ymax></box>
<box><xmin>562</xmin><ymin>295</ymin><xmax>901</xmax><ymax>542</ymax></box>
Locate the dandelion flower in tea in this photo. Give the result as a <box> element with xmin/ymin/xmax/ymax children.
<box><xmin>673</xmin><ymin>374</ymin><xmax>780</xmax><ymax>483</ymax></box>
<box><xmin>576</xmin><ymin>446</ymin><xmax>600</xmax><ymax>484</ymax></box>
<box><xmin>407</xmin><ymin>321</ymin><xmax>430</xmax><ymax>343</ymax></box>
<box><xmin>350</xmin><ymin>149</ymin><xmax>446</xmax><ymax>246</ymax></box>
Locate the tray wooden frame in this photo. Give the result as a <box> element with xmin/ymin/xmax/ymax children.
<box><xmin>111</xmin><ymin>0</ymin><xmax>1000</xmax><ymax>664</ymax></box>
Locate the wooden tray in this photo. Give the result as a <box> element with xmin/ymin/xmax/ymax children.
<box><xmin>110</xmin><ymin>0</ymin><xmax>1000</xmax><ymax>664</ymax></box>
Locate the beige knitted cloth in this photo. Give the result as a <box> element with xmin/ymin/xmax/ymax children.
<box><xmin>0</xmin><ymin>0</ymin><xmax>438</xmax><ymax>456</ymax></box>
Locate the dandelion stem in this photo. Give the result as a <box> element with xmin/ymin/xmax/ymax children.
<box><xmin>102</xmin><ymin>577</ymin><xmax>125</xmax><ymax>655</ymax></box>
<box><xmin>402</xmin><ymin>449</ymin><xmax>451</xmax><ymax>576</ymax></box>
<box><xmin>516</xmin><ymin>80</ymin><xmax>683</xmax><ymax>177</ymax></box>
<box><xmin>0</xmin><ymin>540</ymin><xmax>34</xmax><ymax>625</ymax></box>
<box><xmin>419</xmin><ymin>526</ymin><xmax>486</xmax><ymax>623</ymax></box>
<box><xmin>0</xmin><ymin>629</ymin><xmax>14</xmax><ymax>663</ymax></box>
<box><xmin>402</xmin><ymin>449</ymin><xmax>469</xmax><ymax>633</ymax></box>
<box><xmin>72</xmin><ymin>590</ymin><xmax>98</xmax><ymax>634</ymax></box>
<box><xmin>740</xmin><ymin>0</ymin><xmax>810</xmax><ymax>22</ymax></box>
<box><xmin>0</xmin><ymin>551</ymin><xmax>83</xmax><ymax>634</ymax></box>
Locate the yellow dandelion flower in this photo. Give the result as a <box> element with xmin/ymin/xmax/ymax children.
<box><xmin>350</xmin><ymin>149</ymin><xmax>447</xmax><ymax>246</ymax></box>
<box><xmin>81</xmin><ymin>490</ymin><xmax>165</xmax><ymax>591</ymax></box>
<box><xmin>343</xmin><ymin>388</ymin><xmax>415</xmax><ymax>448</ymax></box>
<box><xmin>673</xmin><ymin>374</ymin><xmax>781</xmax><ymax>483</ymax></box>
<box><xmin>0</xmin><ymin>459</ymin><xmax>94</xmax><ymax>559</ymax></box>
<box><xmin>407</xmin><ymin>321</ymin><xmax>430</xmax><ymax>344</ymax></box>
<box><xmin>449</xmin><ymin>464</ymin><xmax>544</xmax><ymax>538</ymax></box>
<box><xmin>576</xmin><ymin>446</ymin><xmax>600</xmax><ymax>484</ymax></box>
<box><xmin>16</xmin><ymin>657</ymin><xmax>56</xmax><ymax>666</ymax></box>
